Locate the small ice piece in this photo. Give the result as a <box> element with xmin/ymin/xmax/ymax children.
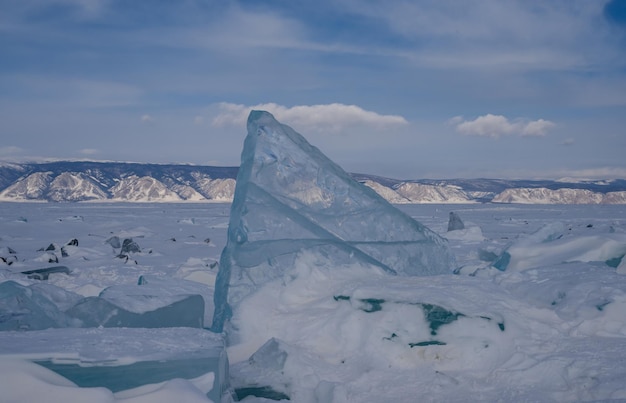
<box><xmin>212</xmin><ymin>110</ymin><xmax>454</xmax><ymax>332</ymax></box>
<box><xmin>617</xmin><ymin>255</ymin><xmax>626</xmax><ymax>274</ymax></box>
<box><xmin>121</xmin><ymin>238</ymin><xmax>141</xmax><ymax>254</ymax></box>
<box><xmin>247</xmin><ymin>338</ymin><xmax>288</xmax><ymax>371</ymax></box>
<box><xmin>231</xmin><ymin>338</ymin><xmax>291</xmax><ymax>401</ymax></box>
<box><xmin>105</xmin><ymin>236</ymin><xmax>121</xmax><ymax>249</ymax></box>
<box><xmin>447</xmin><ymin>211</ymin><xmax>465</xmax><ymax>231</ymax></box>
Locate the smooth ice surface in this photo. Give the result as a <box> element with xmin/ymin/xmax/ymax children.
<box><xmin>0</xmin><ymin>327</ymin><xmax>225</xmax><ymax>402</ymax></box>
<box><xmin>213</xmin><ymin>111</ymin><xmax>453</xmax><ymax>331</ymax></box>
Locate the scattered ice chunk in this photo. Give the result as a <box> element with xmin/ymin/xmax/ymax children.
<box><xmin>447</xmin><ymin>211</ymin><xmax>465</xmax><ymax>231</ymax></box>
<box><xmin>248</xmin><ymin>338</ymin><xmax>288</xmax><ymax>371</ymax></box>
<box><xmin>105</xmin><ymin>236</ymin><xmax>121</xmax><ymax>249</ymax></box>
<box><xmin>231</xmin><ymin>338</ymin><xmax>292</xmax><ymax>401</ymax></box>
<box><xmin>121</xmin><ymin>238</ymin><xmax>141</xmax><ymax>254</ymax></box>
<box><xmin>0</xmin><ymin>247</ymin><xmax>18</xmax><ymax>266</ymax></box>
<box><xmin>0</xmin><ymin>246</ymin><xmax>17</xmax><ymax>255</ymax></box>
<box><xmin>212</xmin><ymin>111</ymin><xmax>453</xmax><ymax>331</ymax></box>
<box><xmin>178</xmin><ymin>218</ymin><xmax>196</xmax><ymax>225</ymax></box>
<box><xmin>618</xmin><ymin>255</ymin><xmax>626</xmax><ymax>274</ymax></box>
<box><xmin>175</xmin><ymin>258</ymin><xmax>219</xmax><ymax>287</ymax></box>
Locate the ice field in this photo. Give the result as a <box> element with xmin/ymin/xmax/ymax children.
<box><xmin>1</xmin><ymin>202</ymin><xmax>626</xmax><ymax>402</ymax></box>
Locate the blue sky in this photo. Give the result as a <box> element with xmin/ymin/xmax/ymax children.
<box><xmin>1</xmin><ymin>0</ymin><xmax>625</xmax><ymax>179</ymax></box>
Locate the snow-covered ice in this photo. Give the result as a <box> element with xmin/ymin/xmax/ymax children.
<box><xmin>1</xmin><ymin>201</ymin><xmax>626</xmax><ymax>402</ymax></box>
<box><xmin>1</xmin><ymin>111</ymin><xmax>626</xmax><ymax>401</ymax></box>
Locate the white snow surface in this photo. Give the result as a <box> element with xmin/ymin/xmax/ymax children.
<box><xmin>1</xmin><ymin>203</ymin><xmax>626</xmax><ymax>402</ymax></box>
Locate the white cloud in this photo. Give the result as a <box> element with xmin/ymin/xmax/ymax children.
<box><xmin>447</xmin><ymin>116</ymin><xmax>464</xmax><ymax>126</ymax></box>
<box><xmin>561</xmin><ymin>138</ymin><xmax>575</xmax><ymax>146</ymax></box>
<box><xmin>455</xmin><ymin>114</ymin><xmax>516</xmax><ymax>138</ymax></box>
<box><xmin>211</xmin><ymin>102</ymin><xmax>408</xmax><ymax>133</ymax></box>
<box><xmin>521</xmin><ymin>119</ymin><xmax>555</xmax><ymax>136</ymax></box>
<box><xmin>453</xmin><ymin>114</ymin><xmax>555</xmax><ymax>139</ymax></box>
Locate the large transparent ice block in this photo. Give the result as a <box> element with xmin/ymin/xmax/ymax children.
<box><xmin>212</xmin><ymin>110</ymin><xmax>453</xmax><ymax>331</ymax></box>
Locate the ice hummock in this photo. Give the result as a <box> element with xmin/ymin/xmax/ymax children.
<box><xmin>212</xmin><ymin>110</ymin><xmax>454</xmax><ymax>332</ymax></box>
<box><xmin>493</xmin><ymin>221</ymin><xmax>626</xmax><ymax>271</ymax></box>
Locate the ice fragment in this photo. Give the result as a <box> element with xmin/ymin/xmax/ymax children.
<box><xmin>447</xmin><ymin>211</ymin><xmax>465</xmax><ymax>231</ymax></box>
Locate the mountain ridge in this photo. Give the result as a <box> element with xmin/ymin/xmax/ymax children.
<box><xmin>1</xmin><ymin>161</ymin><xmax>625</xmax><ymax>204</ymax></box>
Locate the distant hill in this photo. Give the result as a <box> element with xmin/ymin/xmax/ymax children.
<box><xmin>1</xmin><ymin>161</ymin><xmax>625</xmax><ymax>204</ymax></box>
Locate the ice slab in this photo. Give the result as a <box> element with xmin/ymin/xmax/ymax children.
<box><xmin>0</xmin><ymin>278</ymin><xmax>207</xmax><ymax>330</ymax></box>
<box><xmin>0</xmin><ymin>281</ymin><xmax>74</xmax><ymax>330</ymax></box>
<box><xmin>101</xmin><ymin>275</ymin><xmax>215</xmax><ymax>326</ymax></box>
<box><xmin>66</xmin><ymin>293</ymin><xmax>205</xmax><ymax>328</ymax></box>
<box><xmin>212</xmin><ymin>110</ymin><xmax>453</xmax><ymax>332</ymax></box>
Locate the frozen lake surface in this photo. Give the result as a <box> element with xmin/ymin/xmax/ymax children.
<box><xmin>1</xmin><ymin>202</ymin><xmax>626</xmax><ymax>402</ymax></box>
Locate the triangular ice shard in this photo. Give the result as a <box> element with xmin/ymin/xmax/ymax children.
<box><xmin>212</xmin><ymin>111</ymin><xmax>453</xmax><ymax>332</ymax></box>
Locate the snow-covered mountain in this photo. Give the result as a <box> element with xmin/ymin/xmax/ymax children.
<box><xmin>492</xmin><ymin>188</ymin><xmax>602</xmax><ymax>204</ymax></box>
<box><xmin>393</xmin><ymin>182</ymin><xmax>473</xmax><ymax>204</ymax></box>
<box><xmin>0</xmin><ymin>161</ymin><xmax>625</xmax><ymax>204</ymax></box>
<box><xmin>0</xmin><ymin>162</ymin><xmax>238</xmax><ymax>203</ymax></box>
<box><xmin>48</xmin><ymin>172</ymin><xmax>109</xmax><ymax>202</ymax></box>
<box><xmin>109</xmin><ymin>175</ymin><xmax>182</xmax><ymax>202</ymax></box>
